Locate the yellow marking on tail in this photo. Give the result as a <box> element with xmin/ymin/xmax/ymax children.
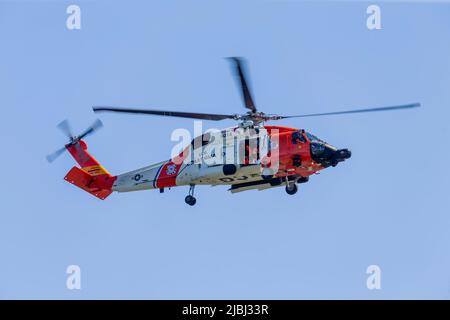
<box><xmin>82</xmin><ymin>165</ymin><xmax>109</xmax><ymax>176</ymax></box>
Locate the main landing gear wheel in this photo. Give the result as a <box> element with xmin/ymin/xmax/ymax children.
<box><xmin>185</xmin><ymin>184</ymin><xmax>197</xmax><ymax>206</ymax></box>
<box><xmin>185</xmin><ymin>195</ymin><xmax>197</xmax><ymax>206</ymax></box>
<box><xmin>285</xmin><ymin>183</ymin><xmax>298</xmax><ymax>195</ymax></box>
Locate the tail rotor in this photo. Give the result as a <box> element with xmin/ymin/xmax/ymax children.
<box><xmin>46</xmin><ymin>119</ymin><xmax>103</xmax><ymax>163</ymax></box>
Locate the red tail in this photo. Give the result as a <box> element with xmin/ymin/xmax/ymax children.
<box><xmin>64</xmin><ymin>140</ymin><xmax>116</xmax><ymax>200</ymax></box>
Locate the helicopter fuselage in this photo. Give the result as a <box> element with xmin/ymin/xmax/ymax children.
<box><xmin>111</xmin><ymin>125</ymin><xmax>351</xmax><ymax>194</ymax></box>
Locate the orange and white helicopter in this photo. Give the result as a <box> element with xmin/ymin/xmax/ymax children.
<box><xmin>47</xmin><ymin>58</ymin><xmax>420</xmax><ymax>205</ymax></box>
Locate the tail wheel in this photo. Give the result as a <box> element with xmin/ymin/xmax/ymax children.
<box><xmin>285</xmin><ymin>184</ymin><xmax>298</xmax><ymax>195</ymax></box>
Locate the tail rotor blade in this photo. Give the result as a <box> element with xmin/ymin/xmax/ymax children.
<box><xmin>57</xmin><ymin>120</ymin><xmax>73</xmax><ymax>138</ymax></box>
<box><xmin>48</xmin><ymin>119</ymin><xmax>104</xmax><ymax>164</ymax></box>
<box><xmin>46</xmin><ymin>146</ymin><xmax>67</xmax><ymax>163</ymax></box>
<box><xmin>78</xmin><ymin>119</ymin><xmax>103</xmax><ymax>140</ymax></box>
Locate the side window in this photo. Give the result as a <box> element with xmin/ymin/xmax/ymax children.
<box><xmin>291</xmin><ymin>131</ymin><xmax>306</xmax><ymax>144</ymax></box>
<box><xmin>191</xmin><ymin>133</ymin><xmax>211</xmax><ymax>149</ymax></box>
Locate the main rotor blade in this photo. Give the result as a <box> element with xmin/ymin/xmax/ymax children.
<box><xmin>93</xmin><ymin>107</ymin><xmax>236</xmax><ymax>121</ymax></box>
<box><xmin>57</xmin><ymin>119</ymin><xmax>73</xmax><ymax>138</ymax></box>
<box><xmin>281</xmin><ymin>103</ymin><xmax>421</xmax><ymax>119</ymax></box>
<box><xmin>46</xmin><ymin>146</ymin><xmax>67</xmax><ymax>163</ymax></box>
<box><xmin>228</xmin><ymin>57</ymin><xmax>257</xmax><ymax>113</ymax></box>
<box><xmin>78</xmin><ymin>119</ymin><xmax>103</xmax><ymax>140</ymax></box>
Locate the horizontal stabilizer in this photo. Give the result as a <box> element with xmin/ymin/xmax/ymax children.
<box><xmin>64</xmin><ymin>166</ymin><xmax>113</xmax><ymax>200</ymax></box>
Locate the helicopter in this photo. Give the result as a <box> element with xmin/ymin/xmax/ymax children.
<box><xmin>47</xmin><ymin>57</ymin><xmax>420</xmax><ymax>206</ymax></box>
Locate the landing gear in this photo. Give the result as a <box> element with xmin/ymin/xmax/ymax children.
<box><xmin>185</xmin><ymin>184</ymin><xmax>197</xmax><ymax>206</ymax></box>
<box><xmin>185</xmin><ymin>195</ymin><xmax>197</xmax><ymax>206</ymax></box>
<box><xmin>296</xmin><ymin>176</ymin><xmax>309</xmax><ymax>184</ymax></box>
<box><xmin>285</xmin><ymin>183</ymin><xmax>298</xmax><ymax>195</ymax></box>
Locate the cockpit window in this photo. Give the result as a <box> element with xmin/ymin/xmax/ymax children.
<box><xmin>305</xmin><ymin>132</ymin><xmax>324</xmax><ymax>143</ymax></box>
<box><xmin>291</xmin><ymin>131</ymin><xmax>306</xmax><ymax>144</ymax></box>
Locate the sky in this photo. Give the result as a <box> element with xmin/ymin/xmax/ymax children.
<box><xmin>0</xmin><ymin>0</ymin><xmax>449</xmax><ymax>299</ymax></box>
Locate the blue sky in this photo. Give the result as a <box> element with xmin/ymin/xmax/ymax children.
<box><xmin>0</xmin><ymin>0</ymin><xmax>449</xmax><ymax>299</ymax></box>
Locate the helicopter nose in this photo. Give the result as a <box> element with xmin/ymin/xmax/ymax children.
<box><xmin>329</xmin><ymin>148</ymin><xmax>351</xmax><ymax>167</ymax></box>
<box><xmin>335</xmin><ymin>148</ymin><xmax>351</xmax><ymax>160</ymax></box>
<box><xmin>339</xmin><ymin>148</ymin><xmax>351</xmax><ymax>159</ymax></box>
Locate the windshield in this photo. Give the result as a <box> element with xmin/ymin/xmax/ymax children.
<box><xmin>305</xmin><ymin>132</ymin><xmax>324</xmax><ymax>143</ymax></box>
